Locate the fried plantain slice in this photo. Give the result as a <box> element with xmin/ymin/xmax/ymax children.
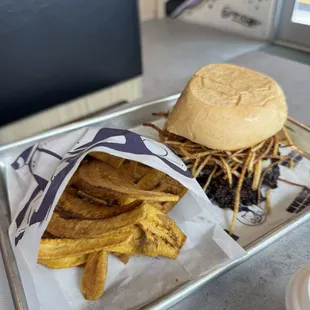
<box><xmin>67</xmin><ymin>171</ymin><xmax>79</xmax><ymax>187</ymax></box>
<box><xmin>42</xmin><ymin>231</ymin><xmax>55</xmax><ymax>239</ymax></box>
<box><xmin>64</xmin><ymin>185</ymin><xmax>79</xmax><ymax>196</ymax></box>
<box><xmin>141</xmin><ymin>231</ymin><xmax>179</xmax><ymax>259</ymax></box>
<box><xmin>137</xmin><ymin>170</ymin><xmax>165</xmax><ymax>190</ymax></box>
<box><xmin>142</xmin><ymin>204</ymin><xmax>187</xmax><ymax>248</ymax></box>
<box><xmin>152</xmin><ymin>177</ymin><xmax>188</xmax><ymax>214</ymax></box>
<box><xmin>77</xmin><ymin>190</ymin><xmax>108</xmax><ymax>205</ymax></box>
<box><xmin>38</xmin><ymin>227</ymin><xmax>140</xmax><ymax>259</ymax></box>
<box><xmin>120</xmin><ymin>161</ymin><xmax>137</xmax><ymax>183</ymax></box>
<box><xmin>161</xmin><ymin>187</ymin><xmax>188</xmax><ymax>214</ymax></box>
<box><xmin>76</xmin><ymin>160</ymin><xmax>179</xmax><ymax>202</ymax></box>
<box><xmin>46</xmin><ymin>204</ymin><xmax>146</xmax><ymax>238</ymax></box>
<box><xmin>82</xmin><ymin>251</ymin><xmax>108</xmax><ymax>300</ymax></box>
<box><xmin>38</xmin><ymin>254</ymin><xmax>87</xmax><ymax>269</ymax></box>
<box><xmin>147</xmin><ymin>201</ymin><xmax>179</xmax><ymax>215</ymax></box>
<box><xmin>160</xmin><ymin>202</ymin><xmax>178</xmax><ymax>214</ymax></box>
<box><xmin>81</xmin><ymin>250</ymin><xmax>108</xmax><ymax>300</ymax></box>
<box><xmin>146</xmin><ymin>202</ymin><xmax>166</xmax><ymax>213</ymax></box>
<box><xmin>139</xmin><ymin>219</ymin><xmax>184</xmax><ymax>252</ymax></box>
<box><xmin>134</xmin><ymin>163</ymin><xmax>153</xmax><ymax>182</ymax></box>
<box><xmin>113</xmin><ymin>224</ymin><xmax>145</xmax><ymax>263</ymax></box>
<box><xmin>161</xmin><ymin>174</ymin><xmax>183</xmax><ymax>187</ymax></box>
<box><xmin>156</xmin><ymin>184</ymin><xmax>184</xmax><ymax>196</ymax></box>
<box><xmin>56</xmin><ymin>192</ymin><xmax>140</xmax><ymax>220</ymax></box>
<box><xmin>113</xmin><ymin>253</ymin><xmax>130</xmax><ymax>264</ymax></box>
<box><xmin>89</xmin><ymin>152</ymin><xmax>125</xmax><ymax>169</ymax></box>
<box><xmin>155</xmin><ymin>175</ymin><xmax>187</xmax><ymax>195</ymax></box>
<box><xmin>139</xmin><ymin>205</ymin><xmax>186</xmax><ymax>259</ymax></box>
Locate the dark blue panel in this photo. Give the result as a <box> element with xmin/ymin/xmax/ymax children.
<box><xmin>0</xmin><ymin>0</ymin><xmax>142</xmax><ymax>125</ymax></box>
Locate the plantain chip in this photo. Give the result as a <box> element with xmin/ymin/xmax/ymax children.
<box><xmin>137</xmin><ymin>170</ymin><xmax>165</xmax><ymax>190</ymax></box>
<box><xmin>146</xmin><ymin>202</ymin><xmax>166</xmax><ymax>213</ymax></box>
<box><xmin>155</xmin><ymin>175</ymin><xmax>187</xmax><ymax>196</ymax></box>
<box><xmin>147</xmin><ymin>201</ymin><xmax>179</xmax><ymax>215</ymax></box>
<box><xmin>161</xmin><ymin>187</ymin><xmax>188</xmax><ymax>214</ymax></box>
<box><xmin>47</xmin><ymin>204</ymin><xmax>147</xmax><ymax>238</ymax></box>
<box><xmin>161</xmin><ymin>175</ymin><xmax>183</xmax><ymax>187</ymax></box>
<box><xmin>65</xmin><ymin>185</ymin><xmax>79</xmax><ymax>196</ymax></box>
<box><xmin>113</xmin><ymin>253</ymin><xmax>130</xmax><ymax>264</ymax></box>
<box><xmin>138</xmin><ymin>205</ymin><xmax>186</xmax><ymax>260</ymax></box>
<box><xmin>144</xmin><ymin>204</ymin><xmax>186</xmax><ymax>248</ymax></box>
<box><xmin>42</xmin><ymin>231</ymin><xmax>55</xmax><ymax>239</ymax></box>
<box><xmin>120</xmin><ymin>161</ymin><xmax>137</xmax><ymax>183</ymax></box>
<box><xmin>139</xmin><ymin>219</ymin><xmax>182</xmax><ymax>252</ymax></box>
<box><xmin>139</xmin><ymin>205</ymin><xmax>186</xmax><ymax>259</ymax></box>
<box><xmin>141</xmin><ymin>232</ymin><xmax>179</xmax><ymax>259</ymax></box>
<box><xmin>38</xmin><ymin>227</ymin><xmax>140</xmax><ymax>259</ymax></box>
<box><xmin>77</xmin><ymin>190</ymin><xmax>108</xmax><ymax>205</ymax></box>
<box><xmin>81</xmin><ymin>250</ymin><xmax>108</xmax><ymax>300</ymax></box>
<box><xmin>113</xmin><ymin>225</ymin><xmax>144</xmax><ymax>263</ymax></box>
<box><xmin>134</xmin><ymin>163</ymin><xmax>153</xmax><ymax>182</ymax></box>
<box><xmin>67</xmin><ymin>171</ymin><xmax>79</xmax><ymax>187</ymax></box>
<box><xmin>40</xmin><ymin>153</ymin><xmax>188</xmax><ymax>301</ymax></box>
<box><xmin>155</xmin><ymin>184</ymin><xmax>184</xmax><ymax>196</ymax></box>
<box><xmin>89</xmin><ymin>152</ymin><xmax>125</xmax><ymax>169</ymax></box>
<box><xmin>76</xmin><ymin>160</ymin><xmax>179</xmax><ymax>202</ymax></box>
<box><xmin>38</xmin><ymin>254</ymin><xmax>87</xmax><ymax>269</ymax></box>
<box><xmin>56</xmin><ymin>192</ymin><xmax>140</xmax><ymax>220</ymax></box>
<box><xmin>153</xmin><ymin>177</ymin><xmax>188</xmax><ymax>214</ymax></box>
<box><xmin>160</xmin><ymin>202</ymin><xmax>177</xmax><ymax>214</ymax></box>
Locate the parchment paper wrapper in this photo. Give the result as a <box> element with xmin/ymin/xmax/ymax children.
<box><xmin>5</xmin><ymin>127</ymin><xmax>245</xmax><ymax>310</ymax></box>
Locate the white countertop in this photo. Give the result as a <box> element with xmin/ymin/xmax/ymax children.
<box><xmin>139</xmin><ymin>19</ymin><xmax>266</xmax><ymax>103</ymax></box>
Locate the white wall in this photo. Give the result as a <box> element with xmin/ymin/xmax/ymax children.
<box><xmin>157</xmin><ymin>0</ymin><xmax>278</xmax><ymax>40</ymax></box>
<box><xmin>138</xmin><ymin>0</ymin><xmax>158</xmax><ymax>21</ymax></box>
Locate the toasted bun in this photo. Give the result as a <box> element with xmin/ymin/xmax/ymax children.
<box><xmin>166</xmin><ymin>64</ymin><xmax>288</xmax><ymax>150</ymax></box>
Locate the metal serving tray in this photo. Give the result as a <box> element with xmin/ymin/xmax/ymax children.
<box><xmin>1</xmin><ymin>94</ymin><xmax>310</xmax><ymax>310</ymax></box>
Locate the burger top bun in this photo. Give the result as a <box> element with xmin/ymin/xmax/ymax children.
<box><xmin>166</xmin><ymin>64</ymin><xmax>288</xmax><ymax>151</ymax></box>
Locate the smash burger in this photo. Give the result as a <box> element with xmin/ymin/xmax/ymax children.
<box><xmin>145</xmin><ymin>64</ymin><xmax>295</xmax><ymax>232</ymax></box>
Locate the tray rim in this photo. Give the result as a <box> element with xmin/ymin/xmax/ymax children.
<box><xmin>1</xmin><ymin>93</ymin><xmax>310</xmax><ymax>310</ymax></box>
<box><xmin>0</xmin><ymin>94</ymin><xmax>181</xmax><ymax>152</ymax></box>
<box><xmin>1</xmin><ymin>94</ymin><xmax>309</xmax><ymax>152</ymax></box>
